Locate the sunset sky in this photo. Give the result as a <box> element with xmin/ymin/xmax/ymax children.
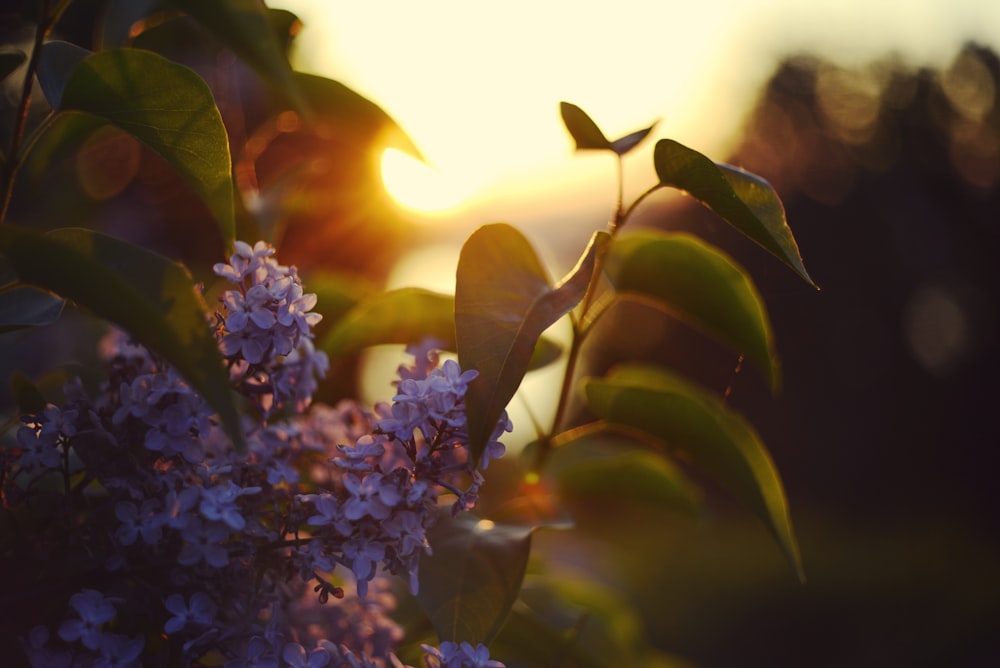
<box><xmin>269</xmin><ymin>1</ymin><xmax>999</xmax><ymax>425</ymax></box>
<box><xmin>273</xmin><ymin>0</ymin><xmax>999</xmax><ymax>224</ymax></box>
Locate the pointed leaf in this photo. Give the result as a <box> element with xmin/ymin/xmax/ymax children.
<box><xmin>37</xmin><ymin>41</ymin><xmax>91</xmax><ymax>108</ymax></box>
<box><xmin>0</xmin><ymin>50</ymin><xmax>26</xmax><ymax>83</ymax></box>
<box><xmin>609</xmin><ymin>123</ymin><xmax>656</xmax><ymax>156</ymax></box>
<box><xmin>319</xmin><ymin>287</ymin><xmax>562</xmax><ymax>371</ymax></box>
<box><xmin>168</xmin><ymin>0</ymin><xmax>307</xmax><ymax>112</ymax></box>
<box><xmin>548</xmin><ymin>426</ymin><xmax>703</xmax><ymax>517</ymax></box>
<box><xmin>0</xmin><ymin>284</ymin><xmax>64</xmax><ymax>333</ymax></box>
<box><xmin>605</xmin><ymin>231</ymin><xmax>780</xmax><ymax>390</ymax></box>
<box><xmin>320</xmin><ymin>287</ymin><xmax>455</xmax><ymax>360</ymax></box>
<box><xmin>417</xmin><ymin>513</ymin><xmax>534</xmax><ymax>644</ymax></box>
<box><xmin>653</xmin><ymin>139</ymin><xmax>815</xmax><ymax>287</ymax></box>
<box><xmin>583</xmin><ymin>364</ymin><xmax>803</xmax><ymax>580</ymax></box>
<box><xmin>457</xmin><ymin>224</ymin><xmax>610</xmax><ymax>462</ymax></box>
<box><xmin>0</xmin><ymin>226</ymin><xmax>244</xmax><ymax>453</ymax></box>
<box><xmin>296</xmin><ymin>73</ymin><xmax>422</xmax><ymax>159</ymax></box>
<box><xmin>58</xmin><ymin>48</ymin><xmax>235</xmax><ymax>247</ymax></box>
<box><xmin>560</xmin><ymin>101</ymin><xmax>611</xmax><ymax>151</ymax></box>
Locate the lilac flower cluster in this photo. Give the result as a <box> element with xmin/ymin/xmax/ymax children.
<box><xmin>2</xmin><ymin>241</ymin><xmax>507</xmax><ymax>668</ymax></box>
<box><xmin>214</xmin><ymin>240</ymin><xmax>330</xmax><ymax>418</ymax></box>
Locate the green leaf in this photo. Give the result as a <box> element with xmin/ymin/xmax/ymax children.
<box><xmin>168</xmin><ymin>0</ymin><xmax>307</xmax><ymax>113</ymax></box>
<box><xmin>296</xmin><ymin>73</ymin><xmax>422</xmax><ymax>159</ymax></box>
<box><xmin>0</xmin><ymin>284</ymin><xmax>64</xmax><ymax>332</ymax></box>
<box><xmin>604</xmin><ymin>231</ymin><xmax>780</xmax><ymax>390</ymax></box>
<box><xmin>320</xmin><ymin>287</ymin><xmax>455</xmax><ymax>360</ymax></box>
<box><xmin>0</xmin><ymin>226</ymin><xmax>244</xmax><ymax>453</ymax></box>
<box><xmin>560</xmin><ymin>102</ymin><xmax>611</xmax><ymax>151</ymax></box>
<box><xmin>11</xmin><ymin>372</ymin><xmax>47</xmax><ymax>415</ymax></box>
<box><xmin>548</xmin><ymin>426</ymin><xmax>703</xmax><ymax>517</ymax></box>
<box><xmin>583</xmin><ymin>364</ymin><xmax>803</xmax><ymax>580</ymax></box>
<box><xmin>457</xmin><ymin>225</ymin><xmax>610</xmax><ymax>463</ymax></box>
<box><xmin>653</xmin><ymin>139</ymin><xmax>816</xmax><ymax>287</ymax></box>
<box><xmin>58</xmin><ymin>48</ymin><xmax>235</xmax><ymax>247</ymax></box>
<box><xmin>319</xmin><ymin>287</ymin><xmax>563</xmax><ymax>371</ymax></box>
<box><xmin>0</xmin><ymin>49</ymin><xmax>26</xmax><ymax>83</ymax></box>
<box><xmin>37</xmin><ymin>41</ymin><xmax>91</xmax><ymax>108</ymax></box>
<box><xmin>417</xmin><ymin>513</ymin><xmax>534</xmax><ymax>644</ymax></box>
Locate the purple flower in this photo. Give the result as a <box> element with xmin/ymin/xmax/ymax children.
<box><xmin>164</xmin><ymin>592</ymin><xmax>218</xmax><ymax>634</ymax></box>
<box><xmin>224</xmin><ymin>635</ymin><xmax>279</xmax><ymax>668</ymax></box>
<box><xmin>342</xmin><ymin>473</ymin><xmax>400</xmax><ymax>521</ymax></box>
<box><xmin>421</xmin><ymin>641</ymin><xmax>504</xmax><ymax>668</ymax></box>
<box><xmin>282</xmin><ymin>642</ymin><xmax>331</xmax><ymax>668</ymax></box>
<box><xmin>58</xmin><ymin>589</ymin><xmax>117</xmax><ymax>650</ymax></box>
<box><xmin>114</xmin><ymin>499</ymin><xmax>163</xmax><ymax>546</ymax></box>
<box><xmin>177</xmin><ymin>518</ymin><xmax>230</xmax><ymax>568</ymax></box>
<box><xmin>200</xmin><ymin>481</ymin><xmax>260</xmax><ymax>531</ymax></box>
<box><xmin>95</xmin><ymin>632</ymin><xmax>144</xmax><ymax>668</ymax></box>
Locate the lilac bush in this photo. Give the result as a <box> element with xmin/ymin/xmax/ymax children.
<box><xmin>4</xmin><ymin>241</ymin><xmax>506</xmax><ymax>668</ymax></box>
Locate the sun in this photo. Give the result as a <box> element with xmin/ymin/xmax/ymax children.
<box><xmin>380</xmin><ymin>149</ymin><xmax>477</xmax><ymax>214</ymax></box>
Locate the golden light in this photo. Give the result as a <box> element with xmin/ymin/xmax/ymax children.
<box><xmin>379</xmin><ymin>148</ymin><xmax>476</xmax><ymax>214</ymax></box>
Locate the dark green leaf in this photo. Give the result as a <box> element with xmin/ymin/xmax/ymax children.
<box><xmin>37</xmin><ymin>41</ymin><xmax>91</xmax><ymax>108</ymax></box>
<box><xmin>319</xmin><ymin>287</ymin><xmax>562</xmax><ymax>371</ymax></box>
<box><xmin>0</xmin><ymin>226</ymin><xmax>244</xmax><ymax>453</ymax></box>
<box><xmin>296</xmin><ymin>73</ymin><xmax>422</xmax><ymax>159</ymax></box>
<box><xmin>605</xmin><ymin>231</ymin><xmax>780</xmax><ymax>390</ymax></box>
<box><xmin>653</xmin><ymin>139</ymin><xmax>816</xmax><ymax>287</ymax></box>
<box><xmin>11</xmin><ymin>372</ymin><xmax>47</xmax><ymax>415</ymax></box>
<box><xmin>584</xmin><ymin>364</ymin><xmax>803</xmax><ymax>580</ymax></box>
<box><xmin>0</xmin><ymin>49</ymin><xmax>26</xmax><ymax>83</ymax></box>
<box><xmin>417</xmin><ymin>513</ymin><xmax>533</xmax><ymax>644</ymax></box>
<box><xmin>457</xmin><ymin>224</ymin><xmax>610</xmax><ymax>463</ymax></box>
<box><xmin>560</xmin><ymin>101</ymin><xmax>611</xmax><ymax>151</ymax></box>
<box><xmin>549</xmin><ymin>426</ymin><xmax>703</xmax><ymax>516</ymax></box>
<box><xmin>59</xmin><ymin>48</ymin><xmax>234</xmax><ymax>247</ymax></box>
<box><xmin>0</xmin><ymin>284</ymin><xmax>64</xmax><ymax>332</ymax></box>
<box><xmin>168</xmin><ymin>0</ymin><xmax>307</xmax><ymax>112</ymax></box>
<box><xmin>320</xmin><ymin>287</ymin><xmax>454</xmax><ymax>361</ymax></box>
<box><xmin>609</xmin><ymin>123</ymin><xmax>656</xmax><ymax>156</ymax></box>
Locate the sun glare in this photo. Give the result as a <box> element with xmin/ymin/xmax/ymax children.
<box><xmin>380</xmin><ymin>149</ymin><xmax>476</xmax><ymax>214</ymax></box>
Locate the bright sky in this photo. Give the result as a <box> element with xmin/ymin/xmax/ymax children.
<box><xmin>269</xmin><ymin>0</ymin><xmax>999</xmax><ymax>440</ymax></box>
<box><xmin>273</xmin><ymin>0</ymin><xmax>999</xmax><ymax>228</ymax></box>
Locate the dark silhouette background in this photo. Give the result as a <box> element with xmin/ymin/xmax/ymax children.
<box><xmin>562</xmin><ymin>43</ymin><xmax>1000</xmax><ymax>667</ymax></box>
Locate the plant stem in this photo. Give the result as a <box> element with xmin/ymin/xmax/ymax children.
<box><xmin>0</xmin><ymin>0</ymin><xmax>71</xmax><ymax>224</ymax></box>
<box><xmin>536</xmin><ymin>156</ymin><xmax>635</xmax><ymax>471</ymax></box>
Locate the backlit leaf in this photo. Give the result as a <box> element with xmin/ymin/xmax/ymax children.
<box><xmin>457</xmin><ymin>224</ymin><xmax>609</xmax><ymax>463</ymax></box>
<box><xmin>58</xmin><ymin>48</ymin><xmax>234</xmax><ymax>247</ymax></box>
<box><xmin>0</xmin><ymin>284</ymin><xmax>64</xmax><ymax>333</ymax></box>
<box><xmin>417</xmin><ymin>513</ymin><xmax>534</xmax><ymax>644</ymax></box>
<box><xmin>584</xmin><ymin>364</ymin><xmax>803</xmax><ymax>580</ymax></box>
<box><xmin>605</xmin><ymin>231</ymin><xmax>780</xmax><ymax>390</ymax></box>
<box><xmin>168</xmin><ymin>0</ymin><xmax>307</xmax><ymax>112</ymax></box>
<box><xmin>653</xmin><ymin>139</ymin><xmax>815</xmax><ymax>287</ymax></box>
<box><xmin>609</xmin><ymin>123</ymin><xmax>656</xmax><ymax>156</ymax></box>
<box><xmin>0</xmin><ymin>226</ymin><xmax>244</xmax><ymax>453</ymax></box>
<box><xmin>560</xmin><ymin>101</ymin><xmax>611</xmax><ymax>151</ymax></box>
<box><xmin>296</xmin><ymin>73</ymin><xmax>422</xmax><ymax>159</ymax></box>
<box><xmin>548</xmin><ymin>426</ymin><xmax>703</xmax><ymax>516</ymax></box>
<box><xmin>319</xmin><ymin>287</ymin><xmax>562</xmax><ymax>371</ymax></box>
<box><xmin>320</xmin><ymin>287</ymin><xmax>454</xmax><ymax>361</ymax></box>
